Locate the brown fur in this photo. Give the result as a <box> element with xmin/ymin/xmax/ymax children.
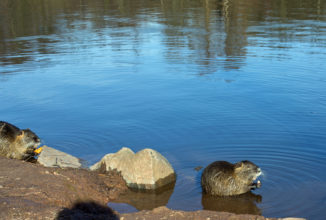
<box><xmin>0</xmin><ymin>121</ymin><xmax>40</xmax><ymax>160</ymax></box>
<box><xmin>201</xmin><ymin>160</ymin><xmax>262</xmax><ymax>196</ymax></box>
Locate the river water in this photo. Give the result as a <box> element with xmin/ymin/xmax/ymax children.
<box><xmin>1</xmin><ymin>0</ymin><xmax>326</xmax><ymax>219</ymax></box>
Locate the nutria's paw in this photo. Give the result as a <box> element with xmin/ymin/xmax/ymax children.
<box><xmin>250</xmin><ymin>180</ymin><xmax>262</xmax><ymax>189</ymax></box>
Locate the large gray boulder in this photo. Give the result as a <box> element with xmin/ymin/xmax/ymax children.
<box><xmin>37</xmin><ymin>145</ymin><xmax>85</xmax><ymax>169</ymax></box>
<box><xmin>90</xmin><ymin>147</ymin><xmax>176</xmax><ymax>190</ymax></box>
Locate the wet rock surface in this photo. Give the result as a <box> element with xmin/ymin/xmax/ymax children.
<box><xmin>37</xmin><ymin>145</ymin><xmax>86</xmax><ymax>168</ymax></box>
<box><xmin>90</xmin><ymin>147</ymin><xmax>176</xmax><ymax>190</ymax></box>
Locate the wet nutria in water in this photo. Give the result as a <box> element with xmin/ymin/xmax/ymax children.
<box><xmin>0</xmin><ymin>121</ymin><xmax>41</xmax><ymax>160</ymax></box>
<box><xmin>201</xmin><ymin>160</ymin><xmax>262</xmax><ymax>196</ymax></box>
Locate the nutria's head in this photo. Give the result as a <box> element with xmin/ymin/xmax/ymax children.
<box><xmin>234</xmin><ymin>160</ymin><xmax>262</xmax><ymax>184</ymax></box>
<box><xmin>16</xmin><ymin>129</ymin><xmax>41</xmax><ymax>160</ymax></box>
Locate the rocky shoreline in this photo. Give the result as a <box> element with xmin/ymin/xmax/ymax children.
<box><xmin>0</xmin><ymin>156</ymin><xmax>305</xmax><ymax>220</ymax></box>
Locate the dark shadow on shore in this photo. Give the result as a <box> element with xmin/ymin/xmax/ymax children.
<box><xmin>202</xmin><ymin>191</ymin><xmax>262</xmax><ymax>215</ymax></box>
<box><xmin>56</xmin><ymin>201</ymin><xmax>119</xmax><ymax>220</ymax></box>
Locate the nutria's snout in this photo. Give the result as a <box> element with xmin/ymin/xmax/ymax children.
<box><xmin>257</xmin><ymin>168</ymin><xmax>262</xmax><ymax>177</ymax></box>
<box><xmin>26</xmin><ymin>142</ymin><xmax>40</xmax><ymax>150</ymax></box>
<box><xmin>25</xmin><ymin>146</ymin><xmax>37</xmax><ymax>156</ymax></box>
<box><xmin>252</xmin><ymin>168</ymin><xmax>262</xmax><ymax>189</ymax></box>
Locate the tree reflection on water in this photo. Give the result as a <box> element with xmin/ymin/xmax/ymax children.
<box><xmin>1</xmin><ymin>0</ymin><xmax>325</xmax><ymax>71</ymax></box>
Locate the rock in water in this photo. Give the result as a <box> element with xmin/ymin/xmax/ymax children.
<box><xmin>90</xmin><ymin>147</ymin><xmax>176</xmax><ymax>190</ymax></box>
<box><xmin>37</xmin><ymin>145</ymin><xmax>85</xmax><ymax>168</ymax></box>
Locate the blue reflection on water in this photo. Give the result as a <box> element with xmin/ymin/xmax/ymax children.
<box><xmin>1</xmin><ymin>1</ymin><xmax>326</xmax><ymax>219</ymax></box>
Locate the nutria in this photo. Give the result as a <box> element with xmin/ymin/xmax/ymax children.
<box><xmin>201</xmin><ymin>160</ymin><xmax>262</xmax><ymax>196</ymax></box>
<box><xmin>0</xmin><ymin>121</ymin><xmax>41</xmax><ymax>160</ymax></box>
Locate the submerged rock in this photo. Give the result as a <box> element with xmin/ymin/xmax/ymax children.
<box><xmin>37</xmin><ymin>145</ymin><xmax>86</xmax><ymax>168</ymax></box>
<box><xmin>90</xmin><ymin>147</ymin><xmax>176</xmax><ymax>190</ymax></box>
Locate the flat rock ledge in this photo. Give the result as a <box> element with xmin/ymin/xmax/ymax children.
<box><xmin>37</xmin><ymin>145</ymin><xmax>86</xmax><ymax>169</ymax></box>
<box><xmin>90</xmin><ymin>147</ymin><xmax>176</xmax><ymax>190</ymax></box>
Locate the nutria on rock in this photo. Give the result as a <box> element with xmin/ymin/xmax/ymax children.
<box><xmin>201</xmin><ymin>160</ymin><xmax>262</xmax><ymax>196</ymax></box>
<box><xmin>0</xmin><ymin>121</ymin><xmax>41</xmax><ymax>161</ymax></box>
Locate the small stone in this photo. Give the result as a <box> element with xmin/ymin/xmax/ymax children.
<box><xmin>153</xmin><ymin>206</ymin><xmax>169</xmax><ymax>213</ymax></box>
<box><xmin>37</xmin><ymin>145</ymin><xmax>85</xmax><ymax>169</ymax></box>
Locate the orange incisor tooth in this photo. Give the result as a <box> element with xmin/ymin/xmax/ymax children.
<box><xmin>34</xmin><ymin>147</ymin><xmax>43</xmax><ymax>154</ymax></box>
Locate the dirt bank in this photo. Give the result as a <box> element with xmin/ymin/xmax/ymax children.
<box><xmin>0</xmin><ymin>156</ymin><xmax>126</xmax><ymax>219</ymax></box>
<box><xmin>0</xmin><ymin>157</ymin><xmax>304</xmax><ymax>220</ymax></box>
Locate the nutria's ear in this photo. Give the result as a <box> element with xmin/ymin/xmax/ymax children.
<box><xmin>235</xmin><ymin>161</ymin><xmax>244</xmax><ymax>168</ymax></box>
<box><xmin>17</xmin><ymin>130</ymin><xmax>24</xmax><ymax>137</ymax></box>
<box><xmin>234</xmin><ymin>161</ymin><xmax>244</xmax><ymax>172</ymax></box>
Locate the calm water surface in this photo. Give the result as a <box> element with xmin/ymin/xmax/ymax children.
<box><xmin>1</xmin><ymin>0</ymin><xmax>326</xmax><ymax>219</ymax></box>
